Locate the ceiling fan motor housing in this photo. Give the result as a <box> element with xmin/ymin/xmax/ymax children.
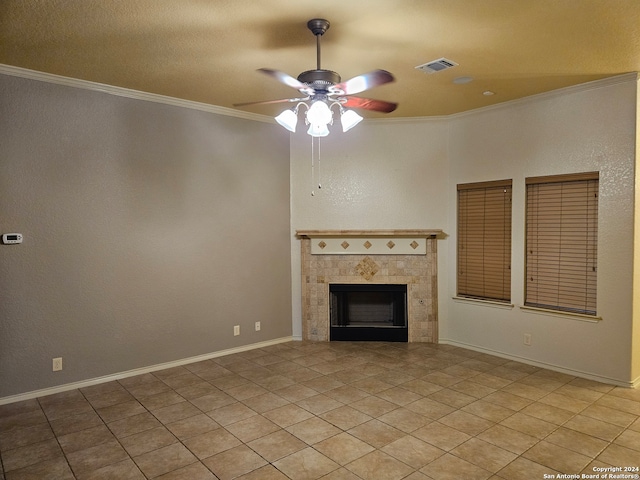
<box><xmin>297</xmin><ymin>69</ymin><xmax>341</xmax><ymax>91</ymax></box>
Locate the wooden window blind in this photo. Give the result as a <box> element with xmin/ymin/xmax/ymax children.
<box><xmin>457</xmin><ymin>180</ymin><xmax>512</xmax><ymax>302</ymax></box>
<box><xmin>525</xmin><ymin>172</ymin><xmax>598</xmax><ymax>315</ymax></box>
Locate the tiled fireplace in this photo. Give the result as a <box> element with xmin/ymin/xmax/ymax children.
<box><xmin>297</xmin><ymin>230</ymin><xmax>441</xmax><ymax>343</ymax></box>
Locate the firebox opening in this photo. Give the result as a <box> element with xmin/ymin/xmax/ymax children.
<box><xmin>330</xmin><ymin>284</ymin><xmax>408</xmax><ymax>342</ymax></box>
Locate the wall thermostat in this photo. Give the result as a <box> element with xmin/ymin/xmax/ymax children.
<box><xmin>2</xmin><ymin>233</ymin><xmax>23</xmax><ymax>244</ymax></box>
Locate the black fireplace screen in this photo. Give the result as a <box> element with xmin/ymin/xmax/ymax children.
<box><xmin>330</xmin><ymin>284</ymin><xmax>407</xmax><ymax>328</ymax></box>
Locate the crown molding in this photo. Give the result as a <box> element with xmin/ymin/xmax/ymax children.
<box><xmin>446</xmin><ymin>73</ymin><xmax>639</xmax><ymax>120</ymax></box>
<box><xmin>368</xmin><ymin>73</ymin><xmax>639</xmax><ymax>125</ymax></box>
<box><xmin>0</xmin><ymin>64</ymin><xmax>273</xmax><ymax>123</ymax></box>
<box><xmin>1</xmin><ymin>64</ymin><xmax>636</xmax><ymax>125</ymax></box>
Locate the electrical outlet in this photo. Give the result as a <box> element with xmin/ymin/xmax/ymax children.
<box><xmin>255</xmin><ymin>321</ymin><xmax>261</xmax><ymax>331</ymax></box>
<box><xmin>234</xmin><ymin>325</ymin><xmax>240</xmax><ymax>336</ymax></box>
<box><xmin>523</xmin><ymin>333</ymin><xmax>532</xmax><ymax>346</ymax></box>
<box><xmin>52</xmin><ymin>357</ymin><xmax>63</xmax><ymax>371</ymax></box>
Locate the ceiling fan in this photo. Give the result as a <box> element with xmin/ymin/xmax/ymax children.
<box><xmin>234</xmin><ymin>18</ymin><xmax>398</xmax><ymax>137</ymax></box>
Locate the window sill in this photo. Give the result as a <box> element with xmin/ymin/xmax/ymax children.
<box><xmin>453</xmin><ymin>296</ymin><xmax>514</xmax><ymax>310</ymax></box>
<box><xmin>519</xmin><ymin>305</ymin><xmax>602</xmax><ymax>323</ymax></box>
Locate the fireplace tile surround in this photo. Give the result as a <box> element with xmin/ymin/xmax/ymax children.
<box><xmin>297</xmin><ymin>230</ymin><xmax>442</xmax><ymax>343</ymax></box>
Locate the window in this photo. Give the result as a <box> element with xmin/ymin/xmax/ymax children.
<box><xmin>525</xmin><ymin>172</ymin><xmax>598</xmax><ymax>315</ymax></box>
<box><xmin>457</xmin><ymin>180</ymin><xmax>512</xmax><ymax>302</ymax></box>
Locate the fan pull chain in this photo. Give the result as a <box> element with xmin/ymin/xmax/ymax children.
<box><xmin>310</xmin><ymin>136</ymin><xmax>315</xmax><ymax>196</ymax></box>
<box><xmin>317</xmin><ymin>137</ymin><xmax>322</xmax><ymax>190</ymax></box>
<box><xmin>310</xmin><ymin>137</ymin><xmax>323</xmax><ymax>196</ymax></box>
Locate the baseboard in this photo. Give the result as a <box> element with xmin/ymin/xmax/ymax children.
<box><xmin>0</xmin><ymin>337</ymin><xmax>293</xmax><ymax>406</ymax></box>
<box><xmin>439</xmin><ymin>338</ymin><xmax>637</xmax><ymax>388</ymax></box>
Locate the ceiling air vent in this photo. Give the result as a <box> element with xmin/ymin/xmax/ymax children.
<box><xmin>415</xmin><ymin>58</ymin><xmax>458</xmax><ymax>74</ymax></box>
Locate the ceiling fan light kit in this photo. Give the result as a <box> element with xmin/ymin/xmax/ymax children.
<box><xmin>274</xmin><ymin>108</ymin><xmax>298</xmax><ymax>132</ymax></box>
<box><xmin>234</xmin><ymin>18</ymin><xmax>397</xmax><ymax>137</ymax></box>
<box><xmin>339</xmin><ymin>109</ymin><xmax>364</xmax><ymax>132</ymax></box>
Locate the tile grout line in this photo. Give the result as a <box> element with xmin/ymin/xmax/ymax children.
<box><xmin>1</xmin><ymin>342</ymin><xmax>638</xmax><ymax>479</ymax></box>
<box><xmin>81</xmin><ymin>387</ymin><xmax>150</xmax><ymax>479</ymax></box>
<box><xmin>37</xmin><ymin>396</ymin><xmax>79</xmax><ymax>479</ymax></box>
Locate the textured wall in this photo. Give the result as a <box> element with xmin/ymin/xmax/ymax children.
<box><xmin>0</xmin><ymin>74</ymin><xmax>292</xmax><ymax>398</ymax></box>
<box><xmin>633</xmin><ymin>78</ymin><xmax>640</xmax><ymax>384</ymax></box>
<box><xmin>290</xmin><ymin>76</ymin><xmax>638</xmax><ymax>385</ymax></box>
<box><xmin>289</xmin><ymin>120</ymin><xmax>451</xmax><ymax>340</ymax></box>
<box><xmin>445</xmin><ymin>78</ymin><xmax>637</xmax><ymax>385</ymax></box>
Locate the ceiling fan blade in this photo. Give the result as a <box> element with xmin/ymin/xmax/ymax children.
<box><xmin>332</xmin><ymin>69</ymin><xmax>395</xmax><ymax>95</ymax></box>
<box><xmin>342</xmin><ymin>96</ymin><xmax>398</xmax><ymax>113</ymax></box>
<box><xmin>257</xmin><ymin>68</ymin><xmax>314</xmax><ymax>94</ymax></box>
<box><xmin>233</xmin><ymin>97</ymin><xmax>308</xmax><ymax>107</ymax></box>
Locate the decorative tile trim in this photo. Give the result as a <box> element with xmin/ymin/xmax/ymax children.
<box><xmin>307</xmin><ymin>237</ymin><xmax>427</xmax><ymax>255</ymax></box>
<box><xmin>297</xmin><ymin>230</ymin><xmax>441</xmax><ymax>256</ymax></box>
<box><xmin>355</xmin><ymin>257</ymin><xmax>380</xmax><ymax>280</ymax></box>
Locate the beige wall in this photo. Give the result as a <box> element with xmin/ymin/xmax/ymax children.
<box><xmin>634</xmin><ymin>77</ymin><xmax>640</xmax><ymax>383</ymax></box>
<box><xmin>446</xmin><ymin>77</ymin><xmax>637</xmax><ymax>386</ymax></box>
<box><xmin>289</xmin><ymin>119</ymin><xmax>451</xmax><ymax>340</ymax></box>
<box><xmin>0</xmin><ymin>74</ymin><xmax>292</xmax><ymax>399</ymax></box>
<box><xmin>291</xmin><ymin>76</ymin><xmax>638</xmax><ymax>386</ymax></box>
<box><xmin>2</xmin><ymin>71</ymin><xmax>637</xmax><ymax>400</ymax></box>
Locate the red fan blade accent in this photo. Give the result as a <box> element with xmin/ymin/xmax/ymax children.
<box><xmin>332</xmin><ymin>69</ymin><xmax>395</xmax><ymax>95</ymax></box>
<box><xmin>342</xmin><ymin>96</ymin><xmax>398</xmax><ymax>113</ymax></box>
<box><xmin>258</xmin><ymin>68</ymin><xmax>314</xmax><ymax>94</ymax></box>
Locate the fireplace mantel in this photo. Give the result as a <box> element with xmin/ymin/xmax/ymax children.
<box><xmin>296</xmin><ymin>229</ymin><xmax>443</xmax><ymax>256</ymax></box>
<box><xmin>297</xmin><ymin>229</ymin><xmax>440</xmax><ymax>343</ymax></box>
<box><xmin>296</xmin><ymin>229</ymin><xmax>442</xmax><ymax>237</ymax></box>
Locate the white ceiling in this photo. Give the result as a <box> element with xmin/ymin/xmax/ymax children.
<box><xmin>1</xmin><ymin>0</ymin><xmax>639</xmax><ymax>118</ymax></box>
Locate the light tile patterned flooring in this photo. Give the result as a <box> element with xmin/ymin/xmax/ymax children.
<box><xmin>1</xmin><ymin>341</ymin><xmax>639</xmax><ymax>480</ymax></box>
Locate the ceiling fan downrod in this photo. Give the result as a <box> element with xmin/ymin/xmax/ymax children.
<box><xmin>298</xmin><ymin>19</ymin><xmax>341</xmax><ymax>89</ymax></box>
<box><xmin>307</xmin><ymin>18</ymin><xmax>330</xmax><ymax>70</ymax></box>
